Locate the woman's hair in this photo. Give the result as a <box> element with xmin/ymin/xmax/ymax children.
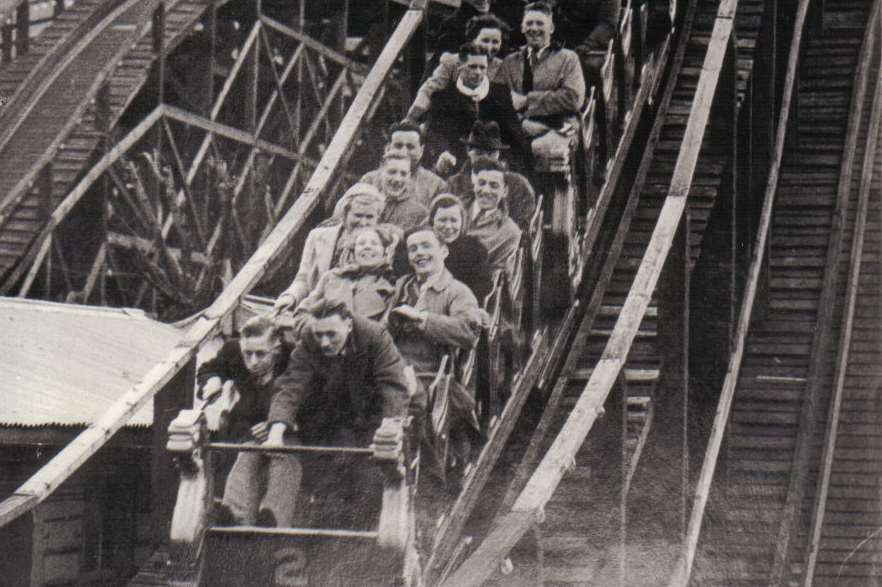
<box><xmin>350</xmin><ymin>224</ymin><xmax>395</xmax><ymax>250</ymax></box>
<box><xmin>465</xmin><ymin>13</ymin><xmax>510</xmax><ymax>42</ymax></box>
<box><xmin>429</xmin><ymin>193</ymin><xmax>466</xmax><ymax>222</ymax></box>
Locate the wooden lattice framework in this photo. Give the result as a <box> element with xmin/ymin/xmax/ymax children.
<box><xmin>1</xmin><ymin>0</ymin><xmax>411</xmax><ymax>319</ymax></box>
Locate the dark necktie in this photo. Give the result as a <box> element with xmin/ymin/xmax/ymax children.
<box><xmin>523</xmin><ymin>49</ymin><xmax>534</xmax><ymax>93</ymax></box>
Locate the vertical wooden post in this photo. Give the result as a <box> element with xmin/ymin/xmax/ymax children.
<box><xmin>2</xmin><ymin>21</ymin><xmax>13</xmax><ymax>63</ymax></box>
<box><xmin>626</xmin><ymin>213</ymin><xmax>689</xmax><ymax>586</ymax></box>
<box><xmin>153</xmin><ymin>3</ymin><xmax>166</xmax><ymax>105</ymax></box>
<box><xmin>151</xmin><ymin>358</ymin><xmax>195</xmax><ymax>546</ymax></box>
<box><xmin>203</xmin><ymin>0</ymin><xmax>217</xmax><ymax>118</ymax></box>
<box><xmin>54</xmin><ymin>0</ymin><xmax>66</xmax><ymax>18</ymax></box>
<box><xmin>407</xmin><ymin>0</ymin><xmax>427</xmax><ymax>102</ymax></box>
<box><xmin>14</xmin><ymin>0</ymin><xmax>29</xmax><ymax>57</ymax></box>
<box><xmin>337</xmin><ymin>0</ymin><xmax>350</xmax><ymax>124</ymax></box>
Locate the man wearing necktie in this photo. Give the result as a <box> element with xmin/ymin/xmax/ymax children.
<box><xmin>500</xmin><ymin>1</ymin><xmax>586</xmax><ymax>139</ymax></box>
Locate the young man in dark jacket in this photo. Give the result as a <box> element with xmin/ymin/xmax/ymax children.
<box><xmin>426</xmin><ymin>43</ymin><xmax>531</xmax><ymax>174</ymax></box>
<box><xmin>197</xmin><ymin>315</ymin><xmax>299</xmax><ymax>527</ymax></box>
<box><xmin>264</xmin><ymin>298</ymin><xmax>413</xmax><ymax>527</ymax></box>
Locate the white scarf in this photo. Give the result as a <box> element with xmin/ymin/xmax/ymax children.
<box><xmin>456</xmin><ymin>75</ymin><xmax>490</xmax><ymax>102</ymax></box>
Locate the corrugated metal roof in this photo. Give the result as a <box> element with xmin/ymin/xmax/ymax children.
<box><xmin>0</xmin><ymin>297</ymin><xmax>183</xmax><ymax>428</ymax></box>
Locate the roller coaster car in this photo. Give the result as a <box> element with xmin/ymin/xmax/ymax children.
<box><xmin>161</xmin><ymin>213</ymin><xmax>538</xmax><ymax>584</ymax></box>
<box><xmin>165</xmin><ymin>407</ymin><xmax>421</xmax><ymax>586</ymax></box>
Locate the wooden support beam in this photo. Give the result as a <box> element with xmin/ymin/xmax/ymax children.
<box><xmin>0</xmin><ymin>1</ymin><xmax>427</xmax><ymax>530</ymax></box>
<box><xmin>666</xmin><ymin>0</ymin><xmax>828</xmax><ymax>583</ymax></box>
<box><xmin>769</xmin><ymin>1</ymin><xmax>882</xmax><ymax>582</ymax></box>
<box><xmin>17</xmin><ymin>234</ymin><xmax>51</xmax><ymax>297</ymax></box>
<box><xmin>426</xmin><ymin>330</ymin><xmax>551</xmax><ymax>584</ymax></box>
<box><xmin>14</xmin><ymin>0</ymin><xmax>28</xmax><ymax>56</ymax></box>
<box><xmin>260</xmin><ymin>14</ymin><xmax>370</xmax><ymax>76</ymax></box>
<box><xmin>626</xmin><ymin>214</ymin><xmax>689</xmax><ymax>587</ymax></box>
<box><xmin>801</xmin><ymin>32</ymin><xmax>882</xmax><ymax>585</ymax></box>
<box><xmin>163</xmin><ymin>105</ymin><xmax>304</xmax><ymax>163</ymax></box>
<box><xmin>81</xmin><ymin>243</ymin><xmax>108</xmax><ymax>303</ymax></box>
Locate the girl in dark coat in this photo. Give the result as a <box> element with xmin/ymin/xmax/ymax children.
<box><xmin>429</xmin><ymin>194</ymin><xmax>494</xmax><ymax>302</ymax></box>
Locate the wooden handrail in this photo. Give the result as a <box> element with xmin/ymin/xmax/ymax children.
<box><xmin>768</xmin><ymin>1</ymin><xmax>882</xmax><ymax>581</ymax></box>
<box><xmin>801</xmin><ymin>21</ymin><xmax>882</xmax><ymax>587</ymax></box>
<box><xmin>665</xmin><ymin>0</ymin><xmax>813</xmax><ymax>583</ymax></box>
<box><xmin>0</xmin><ymin>0</ymin><xmax>428</xmax><ymax>529</ymax></box>
<box><xmin>441</xmin><ymin>1</ymin><xmax>739</xmax><ymax>585</ymax></box>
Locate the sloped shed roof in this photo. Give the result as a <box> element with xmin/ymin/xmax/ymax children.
<box><xmin>0</xmin><ymin>297</ymin><xmax>182</xmax><ymax>427</ymax></box>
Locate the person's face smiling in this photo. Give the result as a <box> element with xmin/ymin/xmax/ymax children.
<box><xmin>474</xmin><ymin>27</ymin><xmax>502</xmax><ymax>58</ymax></box>
<box><xmin>344</xmin><ymin>200</ymin><xmax>380</xmax><ymax>232</ymax></box>
<box><xmin>387</xmin><ymin>130</ymin><xmax>424</xmax><ymax>169</ymax></box>
<box><xmin>432</xmin><ymin>205</ymin><xmax>464</xmax><ymax>244</ymax></box>
<box><xmin>473</xmin><ymin>169</ymin><xmax>507</xmax><ymax>210</ymax></box>
<box><xmin>353</xmin><ymin>229</ymin><xmax>384</xmax><ymax>266</ymax></box>
<box><xmin>381</xmin><ymin>157</ymin><xmax>412</xmax><ymax>198</ymax></box>
<box><xmin>522</xmin><ymin>10</ymin><xmax>553</xmax><ymax>49</ymax></box>
<box><xmin>407</xmin><ymin>230</ymin><xmax>448</xmax><ymax>278</ymax></box>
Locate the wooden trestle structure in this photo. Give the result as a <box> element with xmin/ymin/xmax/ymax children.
<box><xmin>0</xmin><ymin>0</ymin><xmax>881</xmax><ymax>584</ymax></box>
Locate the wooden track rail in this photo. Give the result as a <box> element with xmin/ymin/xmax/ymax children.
<box><xmin>801</xmin><ymin>31</ymin><xmax>882</xmax><ymax>585</ymax></box>
<box><xmin>0</xmin><ymin>0</ymin><xmax>428</xmax><ymax>529</ymax></box>
<box><xmin>768</xmin><ymin>0</ymin><xmax>882</xmax><ymax>581</ymax></box>
<box><xmin>665</xmin><ymin>0</ymin><xmax>817</xmax><ymax>582</ymax></box>
<box><xmin>440</xmin><ymin>0</ymin><xmax>742</xmax><ymax>584</ymax></box>
<box><xmin>0</xmin><ymin>0</ymin><xmax>133</xmax><ymax>223</ymax></box>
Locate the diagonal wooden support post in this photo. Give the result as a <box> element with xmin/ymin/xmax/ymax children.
<box><xmin>625</xmin><ymin>211</ymin><xmax>689</xmax><ymax>587</ymax></box>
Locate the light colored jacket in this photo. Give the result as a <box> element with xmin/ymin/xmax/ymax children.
<box><xmin>280</xmin><ymin>223</ymin><xmax>344</xmax><ymax>306</ymax></box>
<box><xmin>467</xmin><ymin>208</ymin><xmax>522</xmax><ymax>281</ymax></box>
<box><xmin>386</xmin><ymin>269</ymin><xmax>481</xmax><ymax>374</ymax></box>
<box><xmin>500</xmin><ymin>44</ymin><xmax>586</xmax><ymax>121</ymax></box>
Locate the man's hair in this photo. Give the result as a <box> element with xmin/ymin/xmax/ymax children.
<box><xmin>465</xmin><ymin>13</ymin><xmax>510</xmax><ymax>41</ymax></box>
<box><xmin>307</xmin><ymin>297</ymin><xmax>352</xmax><ymax>321</ymax></box>
<box><xmin>404</xmin><ymin>224</ymin><xmax>444</xmax><ymax>247</ymax></box>
<box><xmin>472</xmin><ymin>157</ymin><xmax>506</xmax><ymax>175</ymax></box>
<box><xmin>382</xmin><ymin>151</ymin><xmax>412</xmax><ymax>168</ymax></box>
<box><xmin>388</xmin><ymin>120</ymin><xmax>425</xmax><ymax>144</ymax></box>
<box><xmin>241</xmin><ymin>314</ymin><xmax>280</xmax><ymax>342</ymax></box>
<box><xmin>429</xmin><ymin>193</ymin><xmax>466</xmax><ymax>225</ymax></box>
<box><xmin>524</xmin><ymin>1</ymin><xmax>553</xmax><ymax>16</ymax></box>
<box><xmin>458</xmin><ymin>42</ymin><xmax>491</xmax><ymax>61</ymax></box>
